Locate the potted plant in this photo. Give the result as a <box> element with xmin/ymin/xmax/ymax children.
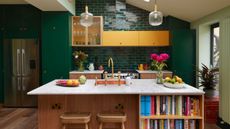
<box><xmin>197</xmin><ymin>63</ymin><xmax>219</xmax><ymax>97</ymax></box>
<box><xmin>73</xmin><ymin>51</ymin><xmax>88</xmax><ymax>71</ymax></box>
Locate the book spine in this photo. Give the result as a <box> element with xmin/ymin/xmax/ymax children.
<box><xmin>155</xmin><ymin>120</ymin><xmax>158</xmax><ymax>129</ymax></box>
<box><xmin>151</xmin><ymin>96</ymin><xmax>155</xmax><ymax>116</ymax></box>
<box><xmin>170</xmin><ymin>119</ymin><xmax>174</xmax><ymax>129</ymax></box>
<box><xmin>184</xmin><ymin>119</ymin><xmax>189</xmax><ymax>129</ymax></box>
<box><xmin>167</xmin><ymin>96</ymin><xmax>171</xmax><ymax>115</ymax></box>
<box><xmin>141</xmin><ymin>96</ymin><xmax>146</xmax><ymax>116</ymax></box>
<box><xmin>178</xmin><ymin>96</ymin><xmax>182</xmax><ymax>116</ymax></box>
<box><xmin>167</xmin><ymin>119</ymin><xmax>170</xmax><ymax>129</ymax></box>
<box><xmin>157</xmin><ymin>96</ymin><xmax>160</xmax><ymax>115</ymax></box>
<box><xmin>147</xmin><ymin>119</ymin><xmax>150</xmax><ymax>129</ymax></box>
<box><xmin>189</xmin><ymin>120</ymin><xmax>195</xmax><ymax>129</ymax></box>
<box><xmin>163</xmin><ymin>96</ymin><xmax>166</xmax><ymax>115</ymax></box>
<box><xmin>179</xmin><ymin>120</ymin><xmax>183</xmax><ymax>129</ymax></box>
<box><xmin>146</xmin><ymin>96</ymin><xmax>151</xmax><ymax>116</ymax></box>
<box><xmin>172</xmin><ymin>95</ymin><xmax>175</xmax><ymax>115</ymax></box>
<box><xmin>165</xmin><ymin>96</ymin><xmax>168</xmax><ymax>115</ymax></box>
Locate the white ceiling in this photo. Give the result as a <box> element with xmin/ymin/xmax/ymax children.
<box><xmin>126</xmin><ymin>0</ymin><xmax>230</xmax><ymax>22</ymax></box>
<box><xmin>24</xmin><ymin>0</ymin><xmax>67</xmax><ymax>11</ymax></box>
<box><xmin>1</xmin><ymin>0</ymin><xmax>230</xmax><ymax>22</ymax></box>
<box><xmin>0</xmin><ymin>0</ymin><xmax>27</xmax><ymax>4</ymax></box>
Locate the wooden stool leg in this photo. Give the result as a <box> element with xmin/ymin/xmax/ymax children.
<box><xmin>121</xmin><ymin>122</ymin><xmax>125</xmax><ymax>129</ymax></box>
<box><xmin>85</xmin><ymin>123</ymin><xmax>89</xmax><ymax>129</ymax></box>
<box><xmin>99</xmin><ymin>123</ymin><xmax>103</xmax><ymax>129</ymax></box>
<box><xmin>62</xmin><ymin>124</ymin><xmax>66</xmax><ymax>129</ymax></box>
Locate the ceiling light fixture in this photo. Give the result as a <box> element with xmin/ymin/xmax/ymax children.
<box><xmin>80</xmin><ymin>5</ymin><xmax>93</xmax><ymax>27</ymax></box>
<box><xmin>149</xmin><ymin>0</ymin><xmax>163</xmax><ymax>26</ymax></box>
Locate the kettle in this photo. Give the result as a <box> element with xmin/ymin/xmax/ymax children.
<box><xmin>88</xmin><ymin>63</ymin><xmax>94</xmax><ymax>71</ymax></box>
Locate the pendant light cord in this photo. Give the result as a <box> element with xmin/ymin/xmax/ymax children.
<box><xmin>154</xmin><ymin>0</ymin><xmax>157</xmax><ymax>12</ymax></box>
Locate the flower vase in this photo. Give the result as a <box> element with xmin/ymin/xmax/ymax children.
<box><xmin>78</xmin><ymin>61</ymin><xmax>84</xmax><ymax>71</ymax></box>
<box><xmin>156</xmin><ymin>70</ymin><xmax>163</xmax><ymax>84</ymax></box>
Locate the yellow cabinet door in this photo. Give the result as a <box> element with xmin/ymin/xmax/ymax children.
<box><xmin>139</xmin><ymin>31</ymin><xmax>169</xmax><ymax>46</ymax></box>
<box><xmin>103</xmin><ymin>31</ymin><xmax>138</xmax><ymax>46</ymax></box>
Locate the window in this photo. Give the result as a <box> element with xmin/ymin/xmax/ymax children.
<box><xmin>210</xmin><ymin>23</ymin><xmax>220</xmax><ymax>67</ymax></box>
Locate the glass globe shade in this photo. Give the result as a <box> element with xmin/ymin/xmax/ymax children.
<box><xmin>149</xmin><ymin>11</ymin><xmax>163</xmax><ymax>26</ymax></box>
<box><xmin>80</xmin><ymin>6</ymin><xmax>93</xmax><ymax>27</ymax></box>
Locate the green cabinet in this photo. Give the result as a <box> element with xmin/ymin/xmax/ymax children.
<box><xmin>171</xmin><ymin>30</ymin><xmax>196</xmax><ymax>85</ymax></box>
<box><xmin>1</xmin><ymin>5</ymin><xmax>41</xmax><ymax>38</ymax></box>
<box><xmin>41</xmin><ymin>12</ymin><xmax>71</xmax><ymax>84</ymax></box>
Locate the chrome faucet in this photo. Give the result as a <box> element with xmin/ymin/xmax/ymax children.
<box><xmin>108</xmin><ymin>57</ymin><xmax>114</xmax><ymax>78</ymax></box>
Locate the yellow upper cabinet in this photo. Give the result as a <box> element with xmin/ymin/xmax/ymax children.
<box><xmin>103</xmin><ymin>31</ymin><xmax>139</xmax><ymax>46</ymax></box>
<box><xmin>139</xmin><ymin>31</ymin><xmax>170</xmax><ymax>46</ymax></box>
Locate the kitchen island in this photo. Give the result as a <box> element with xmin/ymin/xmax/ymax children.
<box><xmin>28</xmin><ymin>79</ymin><xmax>204</xmax><ymax>129</ymax></box>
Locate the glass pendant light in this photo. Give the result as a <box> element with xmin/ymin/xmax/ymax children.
<box><xmin>149</xmin><ymin>0</ymin><xmax>163</xmax><ymax>26</ymax></box>
<box><xmin>80</xmin><ymin>5</ymin><xmax>93</xmax><ymax>27</ymax></box>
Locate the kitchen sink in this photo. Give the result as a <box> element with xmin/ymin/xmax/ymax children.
<box><xmin>95</xmin><ymin>79</ymin><xmax>126</xmax><ymax>86</ymax></box>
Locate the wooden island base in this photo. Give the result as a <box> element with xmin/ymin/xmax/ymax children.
<box><xmin>38</xmin><ymin>95</ymin><xmax>139</xmax><ymax>129</ymax></box>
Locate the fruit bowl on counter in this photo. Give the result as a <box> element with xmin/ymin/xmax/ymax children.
<box><xmin>56</xmin><ymin>80</ymin><xmax>80</xmax><ymax>87</ymax></box>
<box><xmin>163</xmin><ymin>76</ymin><xmax>185</xmax><ymax>89</ymax></box>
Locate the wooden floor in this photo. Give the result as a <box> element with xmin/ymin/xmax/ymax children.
<box><xmin>0</xmin><ymin>108</ymin><xmax>221</xmax><ymax>129</ymax></box>
<box><xmin>0</xmin><ymin>108</ymin><xmax>37</xmax><ymax>129</ymax></box>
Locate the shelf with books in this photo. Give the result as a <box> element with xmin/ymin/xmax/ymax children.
<box><xmin>139</xmin><ymin>95</ymin><xmax>204</xmax><ymax>129</ymax></box>
<box><xmin>140</xmin><ymin>115</ymin><xmax>202</xmax><ymax>120</ymax></box>
<box><xmin>140</xmin><ymin>119</ymin><xmax>201</xmax><ymax>129</ymax></box>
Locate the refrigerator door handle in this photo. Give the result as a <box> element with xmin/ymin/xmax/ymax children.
<box><xmin>22</xmin><ymin>49</ymin><xmax>25</xmax><ymax>76</ymax></box>
<box><xmin>17</xmin><ymin>49</ymin><xmax>20</xmax><ymax>76</ymax></box>
<box><xmin>22</xmin><ymin>79</ymin><xmax>26</xmax><ymax>91</ymax></box>
<box><xmin>17</xmin><ymin>78</ymin><xmax>21</xmax><ymax>91</ymax></box>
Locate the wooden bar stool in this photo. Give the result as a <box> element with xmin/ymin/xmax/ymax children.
<box><xmin>60</xmin><ymin>112</ymin><xmax>91</xmax><ymax>129</ymax></box>
<box><xmin>97</xmin><ymin>112</ymin><xmax>127</xmax><ymax>129</ymax></box>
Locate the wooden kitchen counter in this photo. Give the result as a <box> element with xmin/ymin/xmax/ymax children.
<box><xmin>28</xmin><ymin>79</ymin><xmax>204</xmax><ymax>129</ymax></box>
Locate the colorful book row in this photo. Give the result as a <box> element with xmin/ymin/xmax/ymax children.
<box><xmin>141</xmin><ymin>96</ymin><xmax>200</xmax><ymax>116</ymax></box>
<box><xmin>141</xmin><ymin>119</ymin><xmax>199</xmax><ymax>129</ymax></box>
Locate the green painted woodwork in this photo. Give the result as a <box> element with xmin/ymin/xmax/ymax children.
<box><xmin>41</xmin><ymin>12</ymin><xmax>71</xmax><ymax>84</ymax></box>
<box><xmin>0</xmin><ymin>5</ymin><xmax>41</xmax><ymax>103</ymax></box>
<box><xmin>171</xmin><ymin>30</ymin><xmax>196</xmax><ymax>85</ymax></box>
<box><xmin>0</xmin><ymin>32</ymin><xmax>3</xmax><ymax>103</ymax></box>
<box><xmin>0</xmin><ymin>5</ymin><xmax>41</xmax><ymax>38</ymax></box>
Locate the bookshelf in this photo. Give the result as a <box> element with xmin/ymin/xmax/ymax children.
<box><xmin>139</xmin><ymin>95</ymin><xmax>204</xmax><ymax>129</ymax></box>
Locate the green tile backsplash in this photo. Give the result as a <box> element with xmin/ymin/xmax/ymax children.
<box><xmin>72</xmin><ymin>47</ymin><xmax>171</xmax><ymax>72</ymax></box>
<box><xmin>73</xmin><ymin>0</ymin><xmax>190</xmax><ymax>72</ymax></box>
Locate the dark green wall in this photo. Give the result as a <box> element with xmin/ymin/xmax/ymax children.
<box><xmin>171</xmin><ymin>30</ymin><xmax>196</xmax><ymax>85</ymax></box>
<box><xmin>41</xmin><ymin>12</ymin><xmax>71</xmax><ymax>84</ymax></box>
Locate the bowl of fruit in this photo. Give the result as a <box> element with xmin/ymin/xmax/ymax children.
<box><xmin>163</xmin><ymin>76</ymin><xmax>185</xmax><ymax>89</ymax></box>
<box><xmin>56</xmin><ymin>79</ymin><xmax>80</xmax><ymax>87</ymax></box>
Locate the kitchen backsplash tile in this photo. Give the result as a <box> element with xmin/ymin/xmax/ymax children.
<box><xmin>72</xmin><ymin>47</ymin><xmax>171</xmax><ymax>72</ymax></box>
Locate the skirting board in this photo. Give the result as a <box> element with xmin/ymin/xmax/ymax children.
<box><xmin>217</xmin><ymin>117</ymin><xmax>230</xmax><ymax>129</ymax></box>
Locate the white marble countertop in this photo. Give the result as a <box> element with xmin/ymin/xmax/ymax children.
<box><xmin>28</xmin><ymin>79</ymin><xmax>204</xmax><ymax>95</ymax></box>
<box><xmin>70</xmin><ymin>70</ymin><xmax>104</xmax><ymax>74</ymax></box>
<box><xmin>136</xmin><ymin>70</ymin><xmax>172</xmax><ymax>74</ymax></box>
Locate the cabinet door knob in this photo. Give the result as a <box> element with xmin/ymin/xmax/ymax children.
<box><xmin>120</xmin><ymin>42</ymin><xmax>122</xmax><ymax>45</ymax></box>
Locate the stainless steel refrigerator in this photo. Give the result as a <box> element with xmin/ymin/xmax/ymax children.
<box><xmin>3</xmin><ymin>39</ymin><xmax>39</xmax><ymax>107</ymax></box>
